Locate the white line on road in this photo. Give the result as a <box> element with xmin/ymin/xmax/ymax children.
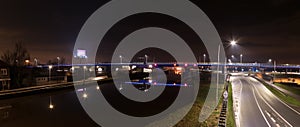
<box><xmin>252</xmin><ymin>77</ymin><xmax>300</xmax><ymax>116</ymax></box>
<box><xmin>252</xmin><ymin>89</ymin><xmax>271</xmax><ymax>127</ymax></box>
<box><xmin>271</xmin><ymin>117</ymin><xmax>276</xmax><ymax>123</ymax></box>
<box><xmin>252</xmin><ymin>83</ymin><xmax>293</xmax><ymax>127</ymax></box>
<box><xmin>270</xmin><ymin>87</ymin><xmax>300</xmax><ymax>116</ymax></box>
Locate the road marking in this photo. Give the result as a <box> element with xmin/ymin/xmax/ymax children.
<box><xmin>231</xmin><ymin>77</ymin><xmax>243</xmax><ymax>127</ymax></box>
<box><xmin>253</xmin><ymin>77</ymin><xmax>300</xmax><ymax>116</ymax></box>
<box><xmin>271</xmin><ymin>117</ymin><xmax>276</xmax><ymax>123</ymax></box>
<box><xmin>271</xmin><ymin>90</ymin><xmax>300</xmax><ymax>116</ymax></box>
<box><xmin>252</xmin><ymin>89</ymin><xmax>271</xmax><ymax>127</ymax></box>
<box><xmin>265</xmin><ymin>110</ymin><xmax>271</xmax><ymax>117</ymax></box>
<box><xmin>251</xmin><ymin>81</ymin><xmax>293</xmax><ymax>127</ymax></box>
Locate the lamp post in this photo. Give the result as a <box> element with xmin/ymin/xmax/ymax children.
<box><xmin>119</xmin><ymin>55</ymin><xmax>123</xmax><ymax>63</ymax></box>
<box><xmin>34</xmin><ymin>58</ymin><xmax>38</xmax><ymax>66</ymax></box>
<box><xmin>240</xmin><ymin>54</ymin><xmax>243</xmax><ymax>63</ymax></box>
<box><xmin>216</xmin><ymin>40</ymin><xmax>237</xmax><ymax>104</ymax></box>
<box><xmin>25</xmin><ymin>60</ymin><xmax>30</xmax><ymax>66</ymax></box>
<box><xmin>57</xmin><ymin>57</ymin><xmax>60</xmax><ymax>70</ymax></box>
<box><xmin>268</xmin><ymin>59</ymin><xmax>272</xmax><ymax>63</ymax></box>
<box><xmin>145</xmin><ymin>55</ymin><xmax>148</xmax><ymax>64</ymax></box>
<box><xmin>203</xmin><ymin>54</ymin><xmax>206</xmax><ymax>63</ymax></box>
<box><xmin>48</xmin><ymin>65</ymin><xmax>53</xmax><ymax>83</ymax></box>
<box><xmin>273</xmin><ymin>60</ymin><xmax>276</xmax><ymax>80</ymax></box>
<box><xmin>216</xmin><ymin>44</ymin><xmax>220</xmax><ymax>104</ymax></box>
<box><xmin>83</xmin><ymin>66</ymin><xmax>87</xmax><ymax>82</ymax></box>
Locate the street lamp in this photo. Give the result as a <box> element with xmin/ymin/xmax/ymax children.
<box><xmin>203</xmin><ymin>54</ymin><xmax>206</xmax><ymax>63</ymax></box>
<box><xmin>48</xmin><ymin>65</ymin><xmax>53</xmax><ymax>83</ymax></box>
<box><xmin>230</xmin><ymin>40</ymin><xmax>237</xmax><ymax>46</ymax></box>
<box><xmin>119</xmin><ymin>55</ymin><xmax>123</xmax><ymax>63</ymax></box>
<box><xmin>268</xmin><ymin>59</ymin><xmax>276</xmax><ymax>80</ymax></box>
<box><xmin>228</xmin><ymin>59</ymin><xmax>232</xmax><ymax>63</ymax></box>
<box><xmin>216</xmin><ymin>40</ymin><xmax>237</xmax><ymax>104</ymax></box>
<box><xmin>240</xmin><ymin>54</ymin><xmax>243</xmax><ymax>63</ymax></box>
<box><xmin>83</xmin><ymin>66</ymin><xmax>87</xmax><ymax>82</ymax></box>
<box><xmin>268</xmin><ymin>59</ymin><xmax>272</xmax><ymax>63</ymax></box>
<box><xmin>25</xmin><ymin>60</ymin><xmax>30</xmax><ymax>66</ymax></box>
<box><xmin>145</xmin><ymin>55</ymin><xmax>148</xmax><ymax>64</ymax></box>
<box><xmin>34</xmin><ymin>58</ymin><xmax>38</xmax><ymax>66</ymax></box>
<box><xmin>57</xmin><ymin>57</ymin><xmax>60</xmax><ymax>69</ymax></box>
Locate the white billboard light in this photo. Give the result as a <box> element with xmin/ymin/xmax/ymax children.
<box><xmin>76</xmin><ymin>49</ymin><xmax>87</xmax><ymax>58</ymax></box>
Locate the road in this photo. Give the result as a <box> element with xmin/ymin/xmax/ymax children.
<box><xmin>231</xmin><ymin>76</ymin><xmax>300</xmax><ymax>127</ymax></box>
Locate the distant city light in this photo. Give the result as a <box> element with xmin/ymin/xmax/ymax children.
<box><xmin>268</xmin><ymin>59</ymin><xmax>272</xmax><ymax>62</ymax></box>
<box><xmin>49</xmin><ymin>104</ymin><xmax>54</xmax><ymax>109</ymax></box>
<box><xmin>76</xmin><ymin>49</ymin><xmax>87</xmax><ymax>58</ymax></box>
<box><xmin>83</xmin><ymin>93</ymin><xmax>88</xmax><ymax>98</ymax></box>
<box><xmin>97</xmin><ymin>67</ymin><xmax>103</xmax><ymax>72</ymax></box>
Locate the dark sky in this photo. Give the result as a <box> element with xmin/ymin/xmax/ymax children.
<box><xmin>0</xmin><ymin>0</ymin><xmax>299</xmax><ymax>64</ymax></box>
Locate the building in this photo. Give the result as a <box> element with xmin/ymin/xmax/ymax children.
<box><xmin>22</xmin><ymin>66</ymin><xmax>68</xmax><ymax>86</ymax></box>
<box><xmin>0</xmin><ymin>60</ymin><xmax>10</xmax><ymax>90</ymax></box>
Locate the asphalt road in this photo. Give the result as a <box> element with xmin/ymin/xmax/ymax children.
<box><xmin>232</xmin><ymin>76</ymin><xmax>300</xmax><ymax>127</ymax></box>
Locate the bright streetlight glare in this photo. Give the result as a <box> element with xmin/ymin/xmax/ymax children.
<box><xmin>230</xmin><ymin>40</ymin><xmax>237</xmax><ymax>45</ymax></box>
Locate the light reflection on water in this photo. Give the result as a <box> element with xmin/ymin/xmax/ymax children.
<box><xmin>0</xmin><ymin>87</ymin><xmax>99</xmax><ymax>127</ymax></box>
<box><xmin>0</xmin><ymin>77</ymin><xmax>192</xmax><ymax>127</ymax></box>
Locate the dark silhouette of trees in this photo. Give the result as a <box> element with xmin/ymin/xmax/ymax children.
<box><xmin>1</xmin><ymin>41</ymin><xmax>30</xmax><ymax>88</ymax></box>
<box><xmin>47</xmin><ymin>57</ymin><xmax>66</xmax><ymax>65</ymax></box>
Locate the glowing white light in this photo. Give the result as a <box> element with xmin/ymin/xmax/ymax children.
<box><xmin>83</xmin><ymin>93</ymin><xmax>88</xmax><ymax>98</ymax></box>
<box><xmin>49</xmin><ymin>104</ymin><xmax>54</xmax><ymax>109</ymax></box>
<box><xmin>148</xmin><ymin>65</ymin><xmax>153</xmax><ymax>68</ymax></box>
<box><xmin>98</xmin><ymin>67</ymin><xmax>103</xmax><ymax>72</ymax></box>
<box><xmin>132</xmin><ymin>65</ymin><xmax>137</xmax><ymax>70</ymax></box>
<box><xmin>230</xmin><ymin>40</ymin><xmax>237</xmax><ymax>45</ymax></box>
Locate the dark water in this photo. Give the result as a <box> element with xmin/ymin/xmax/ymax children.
<box><xmin>0</xmin><ymin>79</ymin><xmax>194</xmax><ymax>127</ymax></box>
<box><xmin>0</xmin><ymin>87</ymin><xmax>99</xmax><ymax>127</ymax></box>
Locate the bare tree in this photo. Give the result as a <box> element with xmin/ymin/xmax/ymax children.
<box><xmin>1</xmin><ymin>41</ymin><xmax>30</xmax><ymax>88</ymax></box>
<box><xmin>47</xmin><ymin>57</ymin><xmax>66</xmax><ymax>65</ymax></box>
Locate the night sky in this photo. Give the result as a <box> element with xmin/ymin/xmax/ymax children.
<box><xmin>0</xmin><ymin>0</ymin><xmax>299</xmax><ymax>64</ymax></box>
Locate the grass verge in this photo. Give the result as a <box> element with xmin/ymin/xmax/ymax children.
<box><xmin>175</xmin><ymin>82</ymin><xmax>224</xmax><ymax>127</ymax></box>
<box><xmin>274</xmin><ymin>83</ymin><xmax>300</xmax><ymax>96</ymax></box>
<box><xmin>226</xmin><ymin>82</ymin><xmax>235</xmax><ymax>127</ymax></box>
<box><xmin>257</xmin><ymin>79</ymin><xmax>300</xmax><ymax>107</ymax></box>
